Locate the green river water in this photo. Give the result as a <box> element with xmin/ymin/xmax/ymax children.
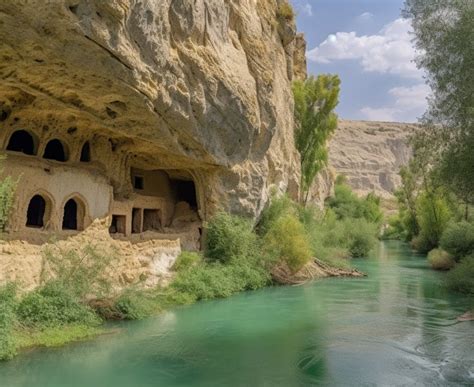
<box><xmin>0</xmin><ymin>241</ymin><xmax>472</xmax><ymax>386</ymax></box>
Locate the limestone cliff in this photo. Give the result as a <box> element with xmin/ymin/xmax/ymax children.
<box><xmin>329</xmin><ymin>120</ymin><xmax>415</xmax><ymax>198</ymax></box>
<box><xmin>0</xmin><ymin>0</ymin><xmax>302</xmax><ymax>218</ymax></box>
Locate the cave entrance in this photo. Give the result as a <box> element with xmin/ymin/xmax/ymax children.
<box><xmin>143</xmin><ymin>209</ymin><xmax>161</xmax><ymax>232</ymax></box>
<box><xmin>6</xmin><ymin>130</ymin><xmax>37</xmax><ymax>155</ymax></box>
<box><xmin>171</xmin><ymin>179</ymin><xmax>198</xmax><ymax>209</ymax></box>
<box><xmin>109</xmin><ymin>215</ymin><xmax>126</xmax><ymax>234</ymax></box>
<box><xmin>26</xmin><ymin>194</ymin><xmax>48</xmax><ymax>228</ymax></box>
<box><xmin>43</xmin><ymin>139</ymin><xmax>68</xmax><ymax>162</ymax></box>
<box><xmin>62</xmin><ymin>198</ymin><xmax>85</xmax><ymax>231</ymax></box>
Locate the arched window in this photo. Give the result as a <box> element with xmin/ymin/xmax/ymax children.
<box><xmin>43</xmin><ymin>139</ymin><xmax>67</xmax><ymax>162</ymax></box>
<box><xmin>6</xmin><ymin>130</ymin><xmax>37</xmax><ymax>155</ymax></box>
<box><xmin>62</xmin><ymin>197</ymin><xmax>85</xmax><ymax>231</ymax></box>
<box><xmin>80</xmin><ymin>141</ymin><xmax>91</xmax><ymax>162</ymax></box>
<box><xmin>26</xmin><ymin>195</ymin><xmax>48</xmax><ymax>228</ymax></box>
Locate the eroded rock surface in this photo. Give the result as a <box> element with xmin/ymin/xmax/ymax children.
<box><xmin>0</xmin><ymin>0</ymin><xmax>301</xmax><ymax>218</ymax></box>
<box><xmin>329</xmin><ymin>120</ymin><xmax>415</xmax><ymax>198</ymax></box>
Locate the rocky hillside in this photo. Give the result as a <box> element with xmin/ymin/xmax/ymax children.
<box><xmin>0</xmin><ymin>0</ymin><xmax>303</xmax><ymax>218</ymax></box>
<box><xmin>329</xmin><ymin>120</ymin><xmax>415</xmax><ymax>198</ymax></box>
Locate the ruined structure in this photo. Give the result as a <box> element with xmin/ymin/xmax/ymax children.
<box><xmin>0</xmin><ymin>0</ymin><xmax>304</xmax><ymax>250</ymax></box>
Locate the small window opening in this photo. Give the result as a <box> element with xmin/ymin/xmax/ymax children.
<box><xmin>26</xmin><ymin>195</ymin><xmax>47</xmax><ymax>228</ymax></box>
<box><xmin>132</xmin><ymin>208</ymin><xmax>142</xmax><ymax>234</ymax></box>
<box><xmin>62</xmin><ymin>199</ymin><xmax>78</xmax><ymax>230</ymax></box>
<box><xmin>143</xmin><ymin>209</ymin><xmax>161</xmax><ymax>232</ymax></box>
<box><xmin>7</xmin><ymin>130</ymin><xmax>37</xmax><ymax>155</ymax></box>
<box><xmin>43</xmin><ymin>139</ymin><xmax>67</xmax><ymax>162</ymax></box>
<box><xmin>109</xmin><ymin>215</ymin><xmax>126</xmax><ymax>234</ymax></box>
<box><xmin>80</xmin><ymin>141</ymin><xmax>91</xmax><ymax>162</ymax></box>
<box><xmin>133</xmin><ymin>176</ymin><xmax>144</xmax><ymax>190</ymax></box>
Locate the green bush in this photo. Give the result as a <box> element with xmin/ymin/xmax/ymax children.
<box><xmin>381</xmin><ymin>215</ymin><xmax>405</xmax><ymax>240</ymax></box>
<box><xmin>113</xmin><ymin>289</ymin><xmax>159</xmax><ymax>320</ymax></box>
<box><xmin>205</xmin><ymin>212</ymin><xmax>258</xmax><ymax>264</ymax></box>
<box><xmin>427</xmin><ymin>248</ymin><xmax>455</xmax><ymax>270</ymax></box>
<box><xmin>170</xmin><ymin>261</ymin><xmax>269</xmax><ymax>302</ymax></box>
<box><xmin>263</xmin><ymin>213</ymin><xmax>313</xmax><ymax>273</ymax></box>
<box><xmin>343</xmin><ymin>218</ymin><xmax>378</xmax><ymax>257</ymax></box>
<box><xmin>16</xmin><ymin>282</ymin><xmax>99</xmax><ymax>327</ymax></box>
<box><xmin>172</xmin><ymin>251</ymin><xmax>202</xmax><ymax>272</ymax></box>
<box><xmin>0</xmin><ymin>155</ymin><xmax>17</xmax><ymax>232</ymax></box>
<box><xmin>440</xmin><ymin>221</ymin><xmax>474</xmax><ymax>261</ymax></box>
<box><xmin>415</xmin><ymin>192</ymin><xmax>452</xmax><ymax>251</ymax></box>
<box><xmin>446</xmin><ymin>254</ymin><xmax>474</xmax><ymax>294</ymax></box>
<box><xmin>258</xmin><ymin>195</ymin><xmax>295</xmax><ymax>236</ymax></box>
<box><xmin>0</xmin><ymin>284</ymin><xmax>18</xmax><ymax>360</ymax></box>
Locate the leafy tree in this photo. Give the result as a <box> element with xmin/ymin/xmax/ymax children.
<box><xmin>293</xmin><ymin>75</ymin><xmax>340</xmax><ymax>203</ymax></box>
<box><xmin>403</xmin><ymin>0</ymin><xmax>474</xmax><ymax>214</ymax></box>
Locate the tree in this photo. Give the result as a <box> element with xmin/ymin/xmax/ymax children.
<box><xmin>403</xmin><ymin>0</ymin><xmax>474</xmax><ymax>213</ymax></box>
<box><xmin>293</xmin><ymin>75</ymin><xmax>340</xmax><ymax>203</ymax></box>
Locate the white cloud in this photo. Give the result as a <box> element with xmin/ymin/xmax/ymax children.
<box><xmin>357</xmin><ymin>12</ymin><xmax>374</xmax><ymax>21</ymax></box>
<box><xmin>360</xmin><ymin>83</ymin><xmax>430</xmax><ymax>122</ymax></box>
<box><xmin>307</xmin><ymin>18</ymin><xmax>421</xmax><ymax>79</ymax></box>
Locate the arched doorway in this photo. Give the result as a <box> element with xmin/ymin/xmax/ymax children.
<box><xmin>43</xmin><ymin>139</ymin><xmax>68</xmax><ymax>162</ymax></box>
<box><xmin>80</xmin><ymin>141</ymin><xmax>91</xmax><ymax>162</ymax></box>
<box><xmin>26</xmin><ymin>195</ymin><xmax>48</xmax><ymax>228</ymax></box>
<box><xmin>62</xmin><ymin>197</ymin><xmax>85</xmax><ymax>231</ymax></box>
<box><xmin>6</xmin><ymin>130</ymin><xmax>37</xmax><ymax>155</ymax></box>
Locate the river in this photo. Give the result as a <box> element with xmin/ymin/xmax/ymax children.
<box><xmin>0</xmin><ymin>241</ymin><xmax>472</xmax><ymax>386</ymax></box>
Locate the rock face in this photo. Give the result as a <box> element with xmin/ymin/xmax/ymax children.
<box><xmin>329</xmin><ymin>120</ymin><xmax>415</xmax><ymax>198</ymax></box>
<box><xmin>0</xmin><ymin>0</ymin><xmax>301</xmax><ymax>219</ymax></box>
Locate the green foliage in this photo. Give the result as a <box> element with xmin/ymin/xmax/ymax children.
<box><xmin>327</xmin><ymin>181</ymin><xmax>383</xmax><ymax>224</ymax></box>
<box><xmin>446</xmin><ymin>254</ymin><xmax>474</xmax><ymax>295</ymax></box>
<box><xmin>415</xmin><ymin>191</ymin><xmax>452</xmax><ymax>252</ymax></box>
<box><xmin>263</xmin><ymin>213</ymin><xmax>313</xmax><ymax>273</ymax></box>
<box><xmin>381</xmin><ymin>215</ymin><xmax>406</xmax><ymax>240</ymax></box>
<box><xmin>403</xmin><ymin>1</ymin><xmax>474</xmax><ymax>207</ymax></box>
<box><xmin>172</xmin><ymin>251</ymin><xmax>202</xmax><ymax>272</ymax></box>
<box><xmin>170</xmin><ymin>261</ymin><xmax>269</xmax><ymax>302</ymax></box>
<box><xmin>257</xmin><ymin>195</ymin><xmax>295</xmax><ymax>236</ymax></box>
<box><xmin>0</xmin><ymin>155</ymin><xmax>17</xmax><ymax>232</ymax></box>
<box><xmin>427</xmin><ymin>248</ymin><xmax>455</xmax><ymax>270</ymax></box>
<box><xmin>0</xmin><ymin>284</ymin><xmax>18</xmax><ymax>360</ymax></box>
<box><xmin>293</xmin><ymin>75</ymin><xmax>340</xmax><ymax>201</ymax></box>
<box><xmin>276</xmin><ymin>2</ymin><xmax>295</xmax><ymax>21</ymax></box>
<box><xmin>344</xmin><ymin>218</ymin><xmax>378</xmax><ymax>257</ymax></box>
<box><xmin>16</xmin><ymin>282</ymin><xmax>99</xmax><ymax>327</ymax></box>
<box><xmin>41</xmin><ymin>244</ymin><xmax>114</xmax><ymax>299</ymax></box>
<box><xmin>113</xmin><ymin>289</ymin><xmax>160</xmax><ymax>320</ymax></box>
<box><xmin>205</xmin><ymin>212</ymin><xmax>258</xmax><ymax>264</ymax></box>
<box><xmin>440</xmin><ymin>221</ymin><xmax>474</xmax><ymax>261</ymax></box>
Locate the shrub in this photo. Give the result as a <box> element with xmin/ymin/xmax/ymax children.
<box><xmin>410</xmin><ymin>234</ymin><xmax>434</xmax><ymax>254</ymax></box>
<box><xmin>415</xmin><ymin>192</ymin><xmax>452</xmax><ymax>250</ymax></box>
<box><xmin>427</xmin><ymin>248</ymin><xmax>455</xmax><ymax>270</ymax></box>
<box><xmin>16</xmin><ymin>282</ymin><xmax>99</xmax><ymax>327</ymax></box>
<box><xmin>381</xmin><ymin>215</ymin><xmax>405</xmax><ymax>240</ymax></box>
<box><xmin>205</xmin><ymin>212</ymin><xmax>258</xmax><ymax>264</ymax></box>
<box><xmin>113</xmin><ymin>289</ymin><xmax>159</xmax><ymax>320</ymax></box>
<box><xmin>172</xmin><ymin>251</ymin><xmax>202</xmax><ymax>272</ymax></box>
<box><xmin>276</xmin><ymin>2</ymin><xmax>295</xmax><ymax>21</ymax></box>
<box><xmin>446</xmin><ymin>254</ymin><xmax>474</xmax><ymax>294</ymax></box>
<box><xmin>41</xmin><ymin>244</ymin><xmax>114</xmax><ymax>299</ymax></box>
<box><xmin>343</xmin><ymin>218</ymin><xmax>378</xmax><ymax>257</ymax></box>
<box><xmin>258</xmin><ymin>195</ymin><xmax>295</xmax><ymax>236</ymax></box>
<box><xmin>263</xmin><ymin>213</ymin><xmax>312</xmax><ymax>273</ymax></box>
<box><xmin>440</xmin><ymin>221</ymin><xmax>474</xmax><ymax>261</ymax></box>
<box><xmin>0</xmin><ymin>284</ymin><xmax>18</xmax><ymax>360</ymax></box>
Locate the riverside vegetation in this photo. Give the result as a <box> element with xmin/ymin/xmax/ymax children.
<box><xmin>0</xmin><ymin>178</ymin><xmax>382</xmax><ymax>361</ymax></box>
<box><xmin>383</xmin><ymin>1</ymin><xmax>474</xmax><ymax>299</ymax></box>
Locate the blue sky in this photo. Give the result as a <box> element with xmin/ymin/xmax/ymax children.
<box><xmin>290</xmin><ymin>0</ymin><xmax>429</xmax><ymax>122</ymax></box>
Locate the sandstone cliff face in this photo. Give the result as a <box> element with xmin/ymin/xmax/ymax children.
<box><xmin>0</xmin><ymin>0</ymin><xmax>301</xmax><ymax>218</ymax></box>
<box><xmin>329</xmin><ymin>120</ymin><xmax>415</xmax><ymax>198</ymax></box>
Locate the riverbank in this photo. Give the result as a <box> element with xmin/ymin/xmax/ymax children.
<box><xmin>1</xmin><ymin>241</ymin><xmax>472</xmax><ymax>386</ymax></box>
